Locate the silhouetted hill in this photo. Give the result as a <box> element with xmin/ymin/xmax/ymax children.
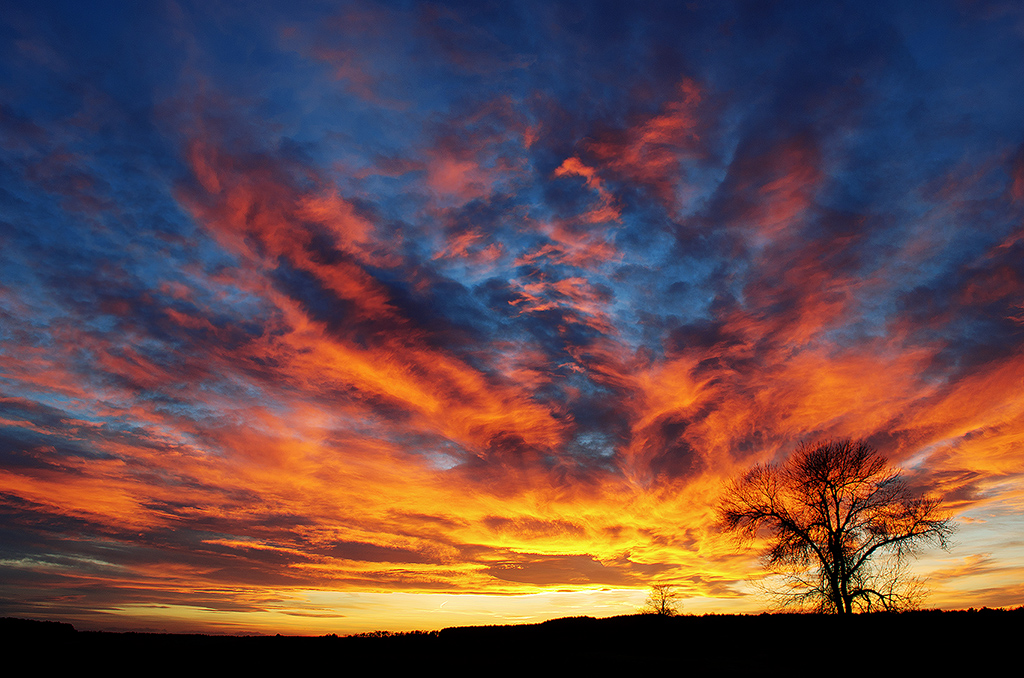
<box><xmin>6</xmin><ymin>609</ymin><xmax>1020</xmax><ymax>671</ymax></box>
<box><xmin>1</xmin><ymin>616</ymin><xmax>77</xmax><ymax>638</ymax></box>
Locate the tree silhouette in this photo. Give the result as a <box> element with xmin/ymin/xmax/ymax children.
<box><xmin>641</xmin><ymin>584</ymin><xmax>682</xmax><ymax>616</ymax></box>
<box><xmin>718</xmin><ymin>439</ymin><xmax>954</xmax><ymax>614</ymax></box>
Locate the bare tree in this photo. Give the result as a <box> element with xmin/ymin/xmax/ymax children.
<box><xmin>718</xmin><ymin>439</ymin><xmax>954</xmax><ymax>614</ymax></box>
<box><xmin>641</xmin><ymin>584</ymin><xmax>682</xmax><ymax>616</ymax></box>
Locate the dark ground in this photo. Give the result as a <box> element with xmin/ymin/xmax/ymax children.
<box><xmin>5</xmin><ymin>608</ymin><xmax>1020</xmax><ymax>672</ymax></box>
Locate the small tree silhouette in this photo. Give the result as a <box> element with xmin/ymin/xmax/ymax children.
<box><xmin>641</xmin><ymin>584</ymin><xmax>682</xmax><ymax>616</ymax></box>
<box><xmin>718</xmin><ymin>439</ymin><xmax>954</xmax><ymax>613</ymax></box>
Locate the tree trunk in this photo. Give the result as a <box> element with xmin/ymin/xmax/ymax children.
<box><xmin>830</xmin><ymin>572</ymin><xmax>845</xmax><ymax>614</ymax></box>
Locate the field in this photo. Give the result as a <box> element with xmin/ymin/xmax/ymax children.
<box><xmin>6</xmin><ymin>609</ymin><xmax>1020</xmax><ymax>671</ymax></box>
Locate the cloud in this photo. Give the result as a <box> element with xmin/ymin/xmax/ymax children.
<box><xmin>3</xmin><ymin>0</ymin><xmax>1024</xmax><ymax>630</ymax></box>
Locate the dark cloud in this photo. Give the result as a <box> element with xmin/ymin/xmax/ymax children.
<box><xmin>485</xmin><ymin>553</ymin><xmax>667</xmax><ymax>587</ymax></box>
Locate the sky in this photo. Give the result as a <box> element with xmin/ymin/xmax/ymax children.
<box><xmin>1</xmin><ymin>0</ymin><xmax>1023</xmax><ymax>634</ymax></box>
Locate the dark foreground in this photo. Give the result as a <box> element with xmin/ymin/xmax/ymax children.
<box><xmin>6</xmin><ymin>608</ymin><xmax>1021</xmax><ymax>672</ymax></box>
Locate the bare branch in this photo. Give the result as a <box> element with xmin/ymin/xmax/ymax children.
<box><xmin>640</xmin><ymin>584</ymin><xmax>682</xmax><ymax>616</ymax></box>
<box><xmin>717</xmin><ymin>439</ymin><xmax>955</xmax><ymax>614</ymax></box>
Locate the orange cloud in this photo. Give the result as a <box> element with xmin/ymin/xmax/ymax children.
<box><xmin>584</xmin><ymin>78</ymin><xmax>703</xmax><ymax>212</ymax></box>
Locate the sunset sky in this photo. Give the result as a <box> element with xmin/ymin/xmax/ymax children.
<box><xmin>2</xmin><ymin>0</ymin><xmax>1023</xmax><ymax>634</ymax></box>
